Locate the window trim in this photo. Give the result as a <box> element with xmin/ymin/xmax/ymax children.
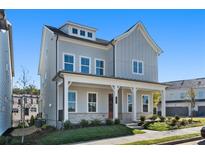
<box><xmin>132</xmin><ymin>59</ymin><xmax>144</xmax><ymax>75</ymax></box>
<box><xmin>141</xmin><ymin>94</ymin><xmax>150</xmax><ymax>113</ymax></box>
<box><xmin>87</xmin><ymin>92</ymin><xmax>98</xmax><ymax>113</ymax></box>
<box><xmin>87</xmin><ymin>32</ymin><xmax>93</xmax><ymax>38</ymax></box>
<box><xmin>94</xmin><ymin>58</ymin><xmax>105</xmax><ymax>76</ymax></box>
<box><xmin>79</xmin><ymin>56</ymin><xmax>91</xmax><ymax>74</ymax></box>
<box><xmin>72</xmin><ymin>28</ymin><xmax>78</xmax><ymax>35</ymax></box>
<box><xmin>127</xmin><ymin>93</ymin><xmax>132</xmax><ymax>113</ymax></box>
<box><xmin>63</xmin><ymin>53</ymin><xmax>75</xmax><ymax>72</ymax></box>
<box><xmin>80</xmin><ymin>30</ymin><xmax>86</xmax><ymax>36</ymax></box>
<box><xmin>68</xmin><ymin>90</ymin><xmax>78</xmax><ymax>113</ymax></box>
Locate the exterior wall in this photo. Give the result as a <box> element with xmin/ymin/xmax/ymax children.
<box><xmin>58</xmin><ymin>39</ymin><xmax>114</xmax><ymax>77</ymax></box>
<box><xmin>115</xmin><ymin>28</ymin><xmax>158</xmax><ymax>82</ymax></box>
<box><xmin>0</xmin><ymin>30</ymin><xmax>13</xmax><ymax>135</ymax></box>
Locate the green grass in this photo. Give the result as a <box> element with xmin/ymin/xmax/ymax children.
<box><xmin>125</xmin><ymin>133</ymin><xmax>200</xmax><ymax>145</ymax></box>
<box><xmin>132</xmin><ymin>129</ymin><xmax>145</xmax><ymax>134</ymax></box>
<box><xmin>147</xmin><ymin>122</ymin><xmax>170</xmax><ymax>131</ymax></box>
<box><xmin>5</xmin><ymin>125</ymin><xmax>134</xmax><ymax>145</ymax></box>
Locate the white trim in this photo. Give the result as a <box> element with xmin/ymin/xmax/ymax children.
<box><xmin>87</xmin><ymin>92</ymin><xmax>98</xmax><ymax>113</ymax></box>
<box><xmin>68</xmin><ymin>90</ymin><xmax>78</xmax><ymax>113</ymax></box>
<box><xmin>141</xmin><ymin>94</ymin><xmax>150</xmax><ymax>113</ymax></box>
<box><xmin>63</xmin><ymin>52</ymin><xmax>76</xmax><ymax>72</ymax></box>
<box><xmin>132</xmin><ymin>59</ymin><xmax>144</xmax><ymax>75</ymax></box>
<box><xmin>79</xmin><ymin>55</ymin><xmax>91</xmax><ymax>74</ymax></box>
<box><xmin>127</xmin><ymin>93</ymin><xmax>132</xmax><ymax>113</ymax></box>
<box><xmin>94</xmin><ymin>58</ymin><xmax>105</xmax><ymax>76</ymax></box>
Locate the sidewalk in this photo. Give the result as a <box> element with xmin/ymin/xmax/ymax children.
<box><xmin>11</xmin><ymin>126</ymin><xmax>40</xmax><ymax>136</ymax></box>
<box><xmin>75</xmin><ymin>126</ymin><xmax>202</xmax><ymax>145</ymax></box>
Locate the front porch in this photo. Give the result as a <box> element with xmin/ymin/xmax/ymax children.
<box><xmin>55</xmin><ymin>72</ymin><xmax>167</xmax><ymax>124</ymax></box>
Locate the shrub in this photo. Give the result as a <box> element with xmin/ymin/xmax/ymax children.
<box><xmin>159</xmin><ymin>116</ymin><xmax>166</xmax><ymax>122</ymax></box>
<box><xmin>80</xmin><ymin>119</ymin><xmax>89</xmax><ymax>127</ymax></box>
<box><xmin>170</xmin><ymin>119</ymin><xmax>178</xmax><ymax>126</ymax></box>
<box><xmin>175</xmin><ymin>116</ymin><xmax>180</xmax><ymax>121</ymax></box>
<box><xmin>114</xmin><ymin>119</ymin><xmax>120</xmax><ymax>124</ymax></box>
<box><xmin>143</xmin><ymin>121</ymin><xmax>154</xmax><ymax>129</ymax></box>
<box><xmin>140</xmin><ymin>116</ymin><xmax>146</xmax><ymax>123</ymax></box>
<box><xmin>63</xmin><ymin>120</ymin><xmax>72</xmax><ymax>129</ymax></box>
<box><xmin>147</xmin><ymin>122</ymin><xmax>170</xmax><ymax>131</ymax></box>
<box><xmin>188</xmin><ymin>119</ymin><xmax>193</xmax><ymax>124</ymax></box>
<box><xmin>180</xmin><ymin>119</ymin><xmax>189</xmax><ymax>126</ymax></box>
<box><xmin>41</xmin><ymin>124</ymin><xmax>49</xmax><ymax>130</ymax></box>
<box><xmin>167</xmin><ymin>117</ymin><xmax>172</xmax><ymax>122</ymax></box>
<box><xmin>90</xmin><ymin>119</ymin><xmax>101</xmax><ymax>126</ymax></box>
<box><xmin>29</xmin><ymin>115</ymin><xmax>35</xmax><ymax>126</ymax></box>
<box><xmin>18</xmin><ymin>122</ymin><xmax>28</xmax><ymax>128</ymax></box>
<box><xmin>150</xmin><ymin>115</ymin><xmax>158</xmax><ymax>121</ymax></box>
<box><xmin>0</xmin><ymin>136</ymin><xmax>6</xmax><ymax>145</ymax></box>
<box><xmin>105</xmin><ymin>119</ymin><xmax>113</xmax><ymax>125</ymax></box>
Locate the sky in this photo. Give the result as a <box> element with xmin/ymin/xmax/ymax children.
<box><xmin>6</xmin><ymin>9</ymin><xmax>205</xmax><ymax>88</ymax></box>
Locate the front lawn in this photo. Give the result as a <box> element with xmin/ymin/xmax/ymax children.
<box><xmin>125</xmin><ymin>133</ymin><xmax>200</xmax><ymax>145</ymax></box>
<box><xmin>2</xmin><ymin>125</ymin><xmax>134</xmax><ymax>145</ymax></box>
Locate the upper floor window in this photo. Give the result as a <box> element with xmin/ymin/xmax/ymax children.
<box><xmin>142</xmin><ymin>95</ymin><xmax>149</xmax><ymax>112</ymax></box>
<box><xmin>88</xmin><ymin>92</ymin><xmax>97</xmax><ymax>112</ymax></box>
<box><xmin>132</xmin><ymin>60</ymin><xmax>144</xmax><ymax>75</ymax></box>
<box><xmin>95</xmin><ymin>59</ymin><xmax>105</xmax><ymax>76</ymax></box>
<box><xmin>64</xmin><ymin>54</ymin><xmax>75</xmax><ymax>72</ymax></box>
<box><xmin>80</xmin><ymin>30</ymin><xmax>85</xmax><ymax>36</ymax></box>
<box><xmin>72</xmin><ymin>28</ymin><xmax>78</xmax><ymax>34</ymax></box>
<box><xmin>127</xmin><ymin>94</ymin><xmax>132</xmax><ymax>112</ymax></box>
<box><xmin>180</xmin><ymin>92</ymin><xmax>186</xmax><ymax>99</ymax></box>
<box><xmin>68</xmin><ymin>91</ymin><xmax>77</xmax><ymax>112</ymax></box>
<box><xmin>87</xmin><ymin>32</ymin><xmax>93</xmax><ymax>38</ymax></box>
<box><xmin>198</xmin><ymin>91</ymin><xmax>204</xmax><ymax>99</ymax></box>
<box><xmin>80</xmin><ymin>56</ymin><xmax>91</xmax><ymax>74</ymax></box>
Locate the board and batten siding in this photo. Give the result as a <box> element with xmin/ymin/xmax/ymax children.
<box><xmin>115</xmin><ymin>28</ymin><xmax>158</xmax><ymax>82</ymax></box>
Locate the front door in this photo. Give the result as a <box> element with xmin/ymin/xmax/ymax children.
<box><xmin>108</xmin><ymin>93</ymin><xmax>113</xmax><ymax>119</ymax></box>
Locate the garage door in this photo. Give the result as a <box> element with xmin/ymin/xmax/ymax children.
<box><xmin>166</xmin><ymin>107</ymin><xmax>189</xmax><ymax>117</ymax></box>
<box><xmin>198</xmin><ymin>106</ymin><xmax>205</xmax><ymax>117</ymax></box>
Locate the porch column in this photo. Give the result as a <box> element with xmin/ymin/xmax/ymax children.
<box><xmin>64</xmin><ymin>76</ymin><xmax>72</xmax><ymax>122</ymax></box>
<box><xmin>111</xmin><ymin>85</ymin><xmax>120</xmax><ymax>120</ymax></box>
<box><xmin>161</xmin><ymin>89</ymin><xmax>166</xmax><ymax>117</ymax></box>
<box><xmin>131</xmin><ymin>87</ymin><xmax>137</xmax><ymax>122</ymax></box>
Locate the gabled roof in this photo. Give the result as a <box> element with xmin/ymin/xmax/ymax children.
<box><xmin>164</xmin><ymin>78</ymin><xmax>205</xmax><ymax>89</ymax></box>
<box><xmin>113</xmin><ymin>22</ymin><xmax>162</xmax><ymax>54</ymax></box>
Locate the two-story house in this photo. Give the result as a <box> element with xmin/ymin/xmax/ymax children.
<box><xmin>0</xmin><ymin>10</ymin><xmax>14</xmax><ymax>135</ymax></box>
<box><xmin>165</xmin><ymin>78</ymin><xmax>205</xmax><ymax>117</ymax></box>
<box><xmin>38</xmin><ymin>21</ymin><xmax>167</xmax><ymax>127</ymax></box>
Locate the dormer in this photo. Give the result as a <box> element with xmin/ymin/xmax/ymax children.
<box><xmin>59</xmin><ymin>21</ymin><xmax>97</xmax><ymax>41</ymax></box>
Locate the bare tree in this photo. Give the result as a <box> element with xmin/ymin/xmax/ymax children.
<box><xmin>187</xmin><ymin>87</ymin><xmax>196</xmax><ymax>120</ymax></box>
<box><xmin>17</xmin><ymin>67</ymin><xmax>30</xmax><ymax>89</ymax></box>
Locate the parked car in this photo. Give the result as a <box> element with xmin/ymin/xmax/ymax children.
<box><xmin>201</xmin><ymin>126</ymin><xmax>205</xmax><ymax>138</ymax></box>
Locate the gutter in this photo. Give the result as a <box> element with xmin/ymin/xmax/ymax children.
<box><xmin>55</xmin><ymin>34</ymin><xmax>59</xmax><ymax>127</ymax></box>
<box><xmin>111</xmin><ymin>41</ymin><xmax>115</xmax><ymax>77</ymax></box>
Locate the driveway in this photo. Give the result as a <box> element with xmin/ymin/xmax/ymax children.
<box><xmin>178</xmin><ymin>139</ymin><xmax>205</xmax><ymax>145</ymax></box>
<box><xmin>75</xmin><ymin>126</ymin><xmax>202</xmax><ymax>145</ymax></box>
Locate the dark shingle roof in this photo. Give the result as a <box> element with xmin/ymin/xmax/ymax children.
<box><xmin>45</xmin><ymin>25</ymin><xmax>110</xmax><ymax>46</ymax></box>
<box><xmin>164</xmin><ymin>78</ymin><xmax>205</xmax><ymax>89</ymax></box>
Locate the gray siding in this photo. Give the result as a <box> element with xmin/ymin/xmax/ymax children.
<box><xmin>115</xmin><ymin>28</ymin><xmax>158</xmax><ymax>82</ymax></box>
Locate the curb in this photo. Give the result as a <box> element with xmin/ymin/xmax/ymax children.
<box><xmin>158</xmin><ymin>136</ymin><xmax>203</xmax><ymax>145</ymax></box>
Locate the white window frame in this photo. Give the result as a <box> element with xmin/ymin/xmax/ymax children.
<box><xmin>127</xmin><ymin>93</ymin><xmax>132</xmax><ymax>113</ymax></box>
<box><xmin>132</xmin><ymin>59</ymin><xmax>144</xmax><ymax>75</ymax></box>
<box><xmin>72</xmin><ymin>27</ymin><xmax>78</xmax><ymax>35</ymax></box>
<box><xmin>87</xmin><ymin>92</ymin><xmax>98</xmax><ymax>113</ymax></box>
<box><xmin>87</xmin><ymin>32</ymin><xmax>93</xmax><ymax>38</ymax></box>
<box><xmin>68</xmin><ymin>90</ymin><xmax>77</xmax><ymax>113</ymax></box>
<box><xmin>141</xmin><ymin>95</ymin><xmax>150</xmax><ymax>113</ymax></box>
<box><xmin>79</xmin><ymin>56</ymin><xmax>91</xmax><ymax>74</ymax></box>
<box><xmin>94</xmin><ymin>58</ymin><xmax>105</xmax><ymax>76</ymax></box>
<box><xmin>63</xmin><ymin>53</ymin><xmax>75</xmax><ymax>72</ymax></box>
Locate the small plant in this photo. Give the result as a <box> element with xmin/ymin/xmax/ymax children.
<box><xmin>80</xmin><ymin>119</ymin><xmax>89</xmax><ymax>127</ymax></box>
<box><xmin>180</xmin><ymin>119</ymin><xmax>189</xmax><ymax>126</ymax></box>
<box><xmin>29</xmin><ymin>115</ymin><xmax>35</xmax><ymax>126</ymax></box>
<box><xmin>63</xmin><ymin>120</ymin><xmax>72</xmax><ymax>129</ymax></box>
<box><xmin>188</xmin><ymin>119</ymin><xmax>193</xmax><ymax>124</ymax></box>
<box><xmin>150</xmin><ymin>115</ymin><xmax>158</xmax><ymax>121</ymax></box>
<box><xmin>105</xmin><ymin>119</ymin><xmax>113</xmax><ymax>125</ymax></box>
<box><xmin>140</xmin><ymin>116</ymin><xmax>146</xmax><ymax>123</ymax></box>
<box><xmin>18</xmin><ymin>121</ymin><xmax>28</xmax><ymax>128</ymax></box>
<box><xmin>147</xmin><ymin>122</ymin><xmax>170</xmax><ymax>131</ymax></box>
<box><xmin>167</xmin><ymin>117</ymin><xmax>172</xmax><ymax>122</ymax></box>
<box><xmin>159</xmin><ymin>116</ymin><xmax>166</xmax><ymax>122</ymax></box>
<box><xmin>175</xmin><ymin>116</ymin><xmax>180</xmax><ymax>121</ymax></box>
<box><xmin>170</xmin><ymin>119</ymin><xmax>178</xmax><ymax>126</ymax></box>
<box><xmin>90</xmin><ymin>119</ymin><xmax>101</xmax><ymax>126</ymax></box>
<box><xmin>41</xmin><ymin>124</ymin><xmax>49</xmax><ymax>130</ymax></box>
<box><xmin>114</xmin><ymin>119</ymin><xmax>120</xmax><ymax>124</ymax></box>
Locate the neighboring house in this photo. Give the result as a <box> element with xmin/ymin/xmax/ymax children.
<box><xmin>0</xmin><ymin>10</ymin><xmax>14</xmax><ymax>135</ymax></box>
<box><xmin>12</xmin><ymin>94</ymin><xmax>39</xmax><ymax>127</ymax></box>
<box><xmin>38</xmin><ymin>21</ymin><xmax>167</xmax><ymax>127</ymax></box>
<box><xmin>164</xmin><ymin>78</ymin><xmax>205</xmax><ymax>117</ymax></box>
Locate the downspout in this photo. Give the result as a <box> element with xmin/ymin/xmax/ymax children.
<box><xmin>55</xmin><ymin>34</ymin><xmax>59</xmax><ymax>127</ymax></box>
<box><xmin>111</xmin><ymin>41</ymin><xmax>115</xmax><ymax>77</ymax></box>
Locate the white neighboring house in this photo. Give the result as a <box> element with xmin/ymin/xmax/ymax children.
<box><xmin>38</xmin><ymin>21</ymin><xmax>167</xmax><ymax>127</ymax></box>
<box><xmin>0</xmin><ymin>10</ymin><xmax>14</xmax><ymax>135</ymax></box>
<box><xmin>164</xmin><ymin>78</ymin><xmax>205</xmax><ymax>117</ymax></box>
<box><xmin>12</xmin><ymin>94</ymin><xmax>39</xmax><ymax>127</ymax></box>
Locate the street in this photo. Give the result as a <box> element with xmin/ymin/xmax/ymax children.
<box><xmin>177</xmin><ymin>139</ymin><xmax>205</xmax><ymax>145</ymax></box>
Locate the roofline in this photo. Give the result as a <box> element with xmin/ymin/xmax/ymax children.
<box><xmin>53</xmin><ymin>70</ymin><xmax>169</xmax><ymax>87</ymax></box>
<box><xmin>59</xmin><ymin>21</ymin><xmax>97</xmax><ymax>31</ymax></box>
<box><xmin>163</xmin><ymin>77</ymin><xmax>205</xmax><ymax>84</ymax></box>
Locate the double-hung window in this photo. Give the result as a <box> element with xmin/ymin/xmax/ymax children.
<box><xmin>132</xmin><ymin>60</ymin><xmax>144</xmax><ymax>75</ymax></box>
<box><xmin>72</xmin><ymin>28</ymin><xmax>78</xmax><ymax>34</ymax></box>
<box><xmin>64</xmin><ymin>54</ymin><xmax>74</xmax><ymax>72</ymax></box>
<box><xmin>127</xmin><ymin>94</ymin><xmax>132</xmax><ymax>112</ymax></box>
<box><xmin>68</xmin><ymin>91</ymin><xmax>77</xmax><ymax>112</ymax></box>
<box><xmin>142</xmin><ymin>95</ymin><xmax>149</xmax><ymax>112</ymax></box>
<box><xmin>80</xmin><ymin>56</ymin><xmax>90</xmax><ymax>74</ymax></box>
<box><xmin>95</xmin><ymin>59</ymin><xmax>105</xmax><ymax>76</ymax></box>
<box><xmin>88</xmin><ymin>93</ymin><xmax>97</xmax><ymax>112</ymax></box>
<box><xmin>87</xmin><ymin>32</ymin><xmax>93</xmax><ymax>38</ymax></box>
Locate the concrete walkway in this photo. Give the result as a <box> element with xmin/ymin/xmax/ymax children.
<box><xmin>75</xmin><ymin>126</ymin><xmax>202</xmax><ymax>145</ymax></box>
<box><xmin>11</xmin><ymin>126</ymin><xmax>40</xmax><ymax>137</ymax></box>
